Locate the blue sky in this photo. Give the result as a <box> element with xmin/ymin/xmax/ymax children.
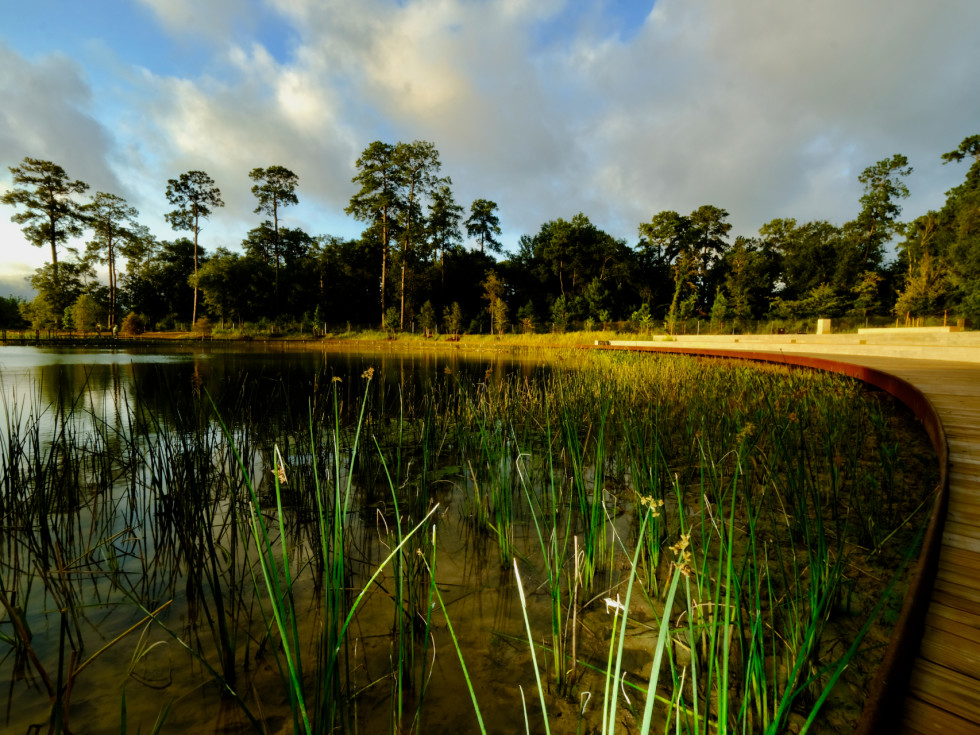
<box><xmin>2</xmin><ymin>0</ymin><xmax>979</xmax><ymax>299</ymax></box>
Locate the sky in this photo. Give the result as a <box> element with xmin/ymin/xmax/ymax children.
<box><xmin>2</xmin><ymin>0</ymin><xmax>979</xmax><ymax>299</ymax></box>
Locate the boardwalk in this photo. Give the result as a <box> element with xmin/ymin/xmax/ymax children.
<box><xmin>604</xmin><ymin>342</ymin><xmax>980</xmax><ymax>732</ymax></box>
<box><xmin>843</xmin><ymin>357</ymin><xmax>980</xmax><ymax>733</ymax></box>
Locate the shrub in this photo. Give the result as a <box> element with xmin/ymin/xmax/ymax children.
<box><xmin>120</xmin><ymin>313</ymin><xmax>145</xmax><ymax>335</ymax></box>
<box><xmin>193</xmin><ymin>317</ymin><xmax>213</xmax><ymax>336</ymax></box>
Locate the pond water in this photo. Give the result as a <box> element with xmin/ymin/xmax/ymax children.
<box><xmin>0</xmin><ymin>344</ymin><xmax>543</xmax><ymax>440</ymax></box>
<box><xmin>0</xmin><ymin>343</ymin><xmax>935</xmax><ymax>734</ymax></box>
<box><xmin>0</xmin><ymin>344</ymin><xmax>563</xmax><ymax>734</ymax></box>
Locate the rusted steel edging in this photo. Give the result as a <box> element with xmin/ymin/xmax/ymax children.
<box><xmin>590</xmin><ymin>344</ymin><xmax>949</xmax><ymax>734</ymax></box>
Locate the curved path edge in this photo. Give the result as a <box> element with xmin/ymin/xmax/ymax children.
<box><xmin>592</xmin><ymin>344</ymin><xmax>951</xmax><ymax>734</ymax></box>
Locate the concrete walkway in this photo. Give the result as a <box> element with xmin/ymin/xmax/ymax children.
<box><xmin>602</xmin><ymin>333</ymin><xmax>980</xmax><ymax>732</ymax></box>
<box><xmin>614</xmin><ymin>329</ymin><xmax>980</xmax><ymax>363</ymax></box>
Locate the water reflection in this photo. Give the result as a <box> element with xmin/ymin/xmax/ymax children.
<box><xmin>0</xmin><ymin>344</ymin><xmax>549</xmax><ymax>443</ymax></box>
<box><xmin>0</xmin><ymin>342</ymin><xmax>558</xmax><ymax>734</ymax></box>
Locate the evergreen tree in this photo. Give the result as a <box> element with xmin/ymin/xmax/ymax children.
<box><xmin>165</xmin><ymin>171</ymin><xmax>224</xmax><ymax>324</ymax></box>
<box><xmin>249</xmin><ymin>166</ymin><xmax>299</xmax><ymax>305</ymax></box>
<box><xmin>428</xmin><ymin>183</ymin><xmax>464</xmax><ymax>286</ymax></box>
<box><xmin>465</xmin><ymin>199</ymin><xmax>502</xmax><ymax>254</ymax></box>
<box><xmin>84</xmin><ymin>192</ymin><xmax>139</xmax><ymax>328</ymax></box>
<box><xmin>847</xmin><ymin>154</ymin><xmax>913</xmax><ymax>271</ymax></box>
<box><xmin>346</xmin><ymin>142</ymin><xmax>402</xmax><ymax>326</ymax></box>
<box><xmin>394</xmin><ymin>141</ymin><xmax>441</xmax><ymax>327</ymax></box>
<box><xmin>2</xmin><ymin>157</ymin><xmax>89</xmax><ymax>314</ymax></box>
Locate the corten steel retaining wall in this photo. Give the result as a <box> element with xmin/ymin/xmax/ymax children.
<box><xmin>591</xmin><ymin>344</ymin><xmax>949</xmax><ymax>734</ymax></box>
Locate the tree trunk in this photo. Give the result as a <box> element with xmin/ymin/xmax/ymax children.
<box><xmin>49</xmin><ymin>210</ymin><xmax>60</xmax><ymax>292</ymax></box>
<box><xmin>108</xmin><ymin>238</ymin><xmax>116</xmax><ymax>329</ymax></box>
<box><xmin>192</xmin><ymin>223</ymin><xmax>199</xmax><ymax>326</ymax></box>
<box><xmin>380</xmin><ymin>205</ymin><xmax>389</xmax><ymax>327</ymax></box>
<box><xmin>380</xmin><ymin>245</ymin><xmax>387</xmax><ymax>327</ymax></box>
<box><xmin>273</xmin><ymin>200</ymin><xmax>280</xmax><ymax>310</ymax></box>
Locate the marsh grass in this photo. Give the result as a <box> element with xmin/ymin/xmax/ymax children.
<box><xmin>0</xmin><ymin>349</ymin><xmax>934</xmax><ymax>734</ymax></box>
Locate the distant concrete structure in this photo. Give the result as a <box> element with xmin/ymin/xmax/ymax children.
<box><xmin>601</xmin><ymin>330</ymin><xmax>980</xmax><ymax>362</ymax></box>
<box><xmin>816</xmin><ymin>318</ymin><xmax>833</xmax><ymax>335</ymax></box>
<box><xmin>858</xmin><ymin>326</ymin><xmax>962</xmax><ymax>334</ymax></box>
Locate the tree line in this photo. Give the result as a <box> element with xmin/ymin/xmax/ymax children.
<box><xmin>2</xmin><ymin>135</ymin><xmax>979</xmax><ymax>335</ymax></box>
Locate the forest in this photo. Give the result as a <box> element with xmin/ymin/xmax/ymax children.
<box><xmin>2</xmin><ymin>135</ymin><xmax>979</xmax><ymax>336</ymax></box>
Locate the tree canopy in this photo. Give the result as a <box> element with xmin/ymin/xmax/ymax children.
<box><xmin>2</xmin><ymin>157</ymin><xmax>89</xmax><ymax>311</ymax></box>
<box><xmin>165</xmin><ymin>170</ymin><xmax>223</xmax><ymax>324</ymax></box>
<box><xmin>5</xmin><ymin>134</ymin><xmax>980</xmax><ymax>334</ymax></box>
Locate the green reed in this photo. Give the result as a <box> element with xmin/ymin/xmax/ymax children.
<box><xmin>0</xmin><ymin>348</ymin><xmax>935</xmax><ymax>734</ymax></box>
<box><xmin>478</xmin><ymin>351</ymin><xmax>932</xmax><ymax>733</ymax></box>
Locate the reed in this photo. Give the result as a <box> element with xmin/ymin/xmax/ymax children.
<box><xmin>0</xmin><ymin>348</ymin><xmax>934</xmax><ymax>734</ymax></box>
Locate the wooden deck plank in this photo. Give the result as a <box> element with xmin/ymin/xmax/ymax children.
<box><xmin>919</xmin><ymin>626</ymin><xmax>980</xmax><ymax>679</ymax></box>
<box><xmin>900</xmin><ymin>695</ymin><xmax>980</xmax><ymax>734</ymax></box>
<box><xmin>927</xmin><ymin>612</ymin><xmax>980</xmax><ymax>646</ymax></box>
<box><xmin>771</xmin><ymin>352</ymin><xmax>980</xmax><ymax>731</ymax></box>
<box><xmin>950</xmin><ymin>479</ymin><xmax>980</xmax><ymax>498</ymax></box>
<box><xmin>937</xmin><ymin>561</ymin><xmax>980</xmax><ymax>594</ymax></box>
<box><xmin>931</xmin><ymin>586</ymin><xmax>980</xmax><ymax>617</ymax></box>
<box><xmin>942</xmin><ymin>530</ymin><xmax>980</xmax><ymax>554</ymax></box>
<box><xmin>907</xmin><ymin>658</ymin><xmax>980</xmax><ymax>725</ymax></box>
<box><xmin>950</xmin><ymin>479</ymin><xmax>980</xmax><ymax>494</ymax></box>
<box><xmin>946</xmin><ymin>508</ymin><xmax>980</xmax><ymax>528</ymax></box>
<box><xmin>807</xmin><ymin>352</ymin><xmax>980</xmax><ymax>730</ymax></box>
<box><xmin>894</xmin><ymin>357</ymin><xmax>980</xmax><ymax>731</ymax></box>
<box><xmin>942</xmin><ymin>519</ymin><xmax>980</xmax><ymax>543</ymax></box>
<box><xmin>626</xmin><ymin>346</ymin><xmax>980</xmax><ymax>730</ymax></box>
<box><xmin>929</xmin><ymin>600</ymin><xmax>980</xmax><ymax>634</ymax></box>
<box><xmin>948</xmin><ymin>452</ymin><xmax>980</xmax><ymax>466</ymax></box>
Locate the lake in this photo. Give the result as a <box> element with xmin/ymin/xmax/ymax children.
<box><xmin>0</xmin><ymin>343</ymin><xmax>935</xmax><ymax>734</ymax></box>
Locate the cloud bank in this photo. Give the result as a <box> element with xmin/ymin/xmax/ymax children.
<box><xmin>2</xmin><ymin>0</ymin><xmax>979</xmax><ymax>285</ymax></box>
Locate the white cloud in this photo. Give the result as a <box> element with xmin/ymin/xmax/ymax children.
<box><xmin>0</xmin><ymin>255</ymin><xmax>37</xmax><ymax>299</ymax></box>
<box><xmin>114</xmin><ymin>38</ymin><xmax>364</xmax><ymax>247</ymax></box>
<box><xmin>563</xmin><ymin>0</ymin><xmax>980</xmax><ymax>235</ymax></box>
<box><xmin>4</xmin><ymin>0</ymin><xmax>980</xmax><ymax>281</ymax></box>
<box><xmin>134</xmin><ymin>0</ymin><xmax>247</xmax><ymax>40</ymax></box>
<box><xmin>0</xmin><ymin>43</ymin><xmax>121</xmax><ymax>278</ymax></box>
<box><xmin>0</xmin><ymin>44</ymin><xmax>119</xmax><ymax>193</ymax></box>
<box><xmin>249</xmin><ymin>0</ymin><xmax>978</xmax><ymax>242</ymax></box>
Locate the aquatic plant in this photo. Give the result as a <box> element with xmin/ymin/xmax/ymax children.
<box><xmin>0</xmin><ymin>348</ymin><xmax>935</xmax><ymax>734</ymax></box>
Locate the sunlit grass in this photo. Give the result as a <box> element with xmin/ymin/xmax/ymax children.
<box><xmin>0</xmin><ymin>349</ymin><xmax>934</xmax><ymax>733</ymax></box>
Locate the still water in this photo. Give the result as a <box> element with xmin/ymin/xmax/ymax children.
<box><xmin>0</xmin><ymin>343</ymin><xmax>570</xmax><ymax>734</ymax></box>
<box><xmin>0</xmin><ymin>344</ymin><xmax>543</xmax><ymax>440</ymax></box>
<box><xmin>0</xmin><ymin>343</ymin><xmax>929</xmax><ymax>734</ymax></box>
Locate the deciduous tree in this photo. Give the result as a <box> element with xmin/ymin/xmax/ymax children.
<box><xmin>0</xmin><ymin>295</ymin><xmax>28</xmax><ymax>329</ymax></box>
<box><xmin>70</xmin><ymin>293</ymin><xmax>100</xmax><ymax>332</ymax></box>
<box><xmin>196</xmin><ymin>248</ymin><xmax>267</xmax><ymax>327</ymax></box>
<box><xmin>443</xmin><ymin>301</ymin><xmax>463</xmax><ymax>339</ymax></box>
<box><xmin>419</xmin><ymin>300</ymin><xmax>437</xmax><ymax>337</ymax></box>
<box><xmin>29</xmin><ymin>251</ymin><xmax>92</xmax><ymax>324</ymax></box>
<box><xmin>639</xmin><ymin>206</ymin><xmax>731</xmax><ymax>312</ymax></box>
<box><xmin>532</xmin><ymin>213</ymin><xmax>621</xmax><ymax>298</ymax></box>
<box><xmin>482</xmin><ymin>270</ymin><xmax>508</xmax><ymax>336</ymax></box>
